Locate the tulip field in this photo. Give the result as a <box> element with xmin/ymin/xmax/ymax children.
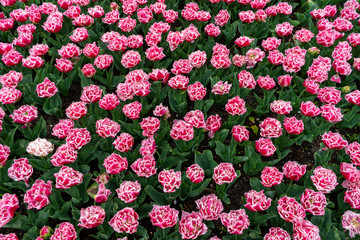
<box><xmin>0</xmin><ymin>0</ymin><xmax>360</xmax><ymax>239</ymax></box>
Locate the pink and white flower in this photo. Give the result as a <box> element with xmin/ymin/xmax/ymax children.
<box><xmin>256</xmin><ymin>138</ymin><xmax>276</xmax><ymax>157</ymax></box>
<box><xmin>179</xmin><ymin>211</ymin><xmax>207</xmax><ymax>239</ymax></box>
<box><xmin>131</xmin><ymin>155</ymin><xmax>157</xmax><ymax>178</ymax></box>
<box><xmin>311</xmin><ymin>166</ymin><xmax>338</xmax><ymax>194</ymax></box>
<box><xmin>78</xmin><ymin>206</ymin><xmax>105</xmax><ymax>228</ymax></box>
<box><xmin>195</xmin><ymin>194</ymin><xmax>224</xmax><ymax>220</ymax></box>
<box><xmin>170</xmin><ymin>120</ymin><xmax>194</xmax><ymax>141</ymax></box>
<box><xmin>158</xmin><ymin>169</ymin><xmax>181</xmax><ymax>193</ymax></box>
<box><xmin>109</xmin><ymin>208</ymin><xmax>139</xmax><ymax>234</ymax></box>
<box><xmin>220</xmin><ymin>209</ymin><xmax>250</xmax><ymax>234</ymax></box>
<box><xmin>8</xmin><ymin>158</ymin><xmax>33</xmax><ymax>184</ymax></box>
<box><xmin>116</xmin><ymin>181</ymin><xmax>141</xmax><ymax>203</ymax></box>
<box><xmin>50</xmin><ymin>222</ymin><xmax>77</xmax><ymax>240</ymax></box>
<box><xmin>342</xmin><ymin>211</ymin><xmax>360</xmax><ymax>238</ymax></box>
<box><xmin>244</xmin><ymin>190</ymin><xmax>271</xmax><ymax>212</ymax></box>
<box><xmin>282</xmin><ymin>161</ymin><xmax>306</xmax><ymax>181</ymax></box>
<box><xmin>26</xmin><ymin>138</ymin><xmax>54</xmax><ymax>157</ymax></box>
<box><xmin>261</xmin><ymin>166</ymin><xmax>283</xmax><ymax>187</ymax></box>
<box><xmin>54</xmin><ymin>166</ymin><xmax>83</xmax><ymax>189</ymax></box>
<box><xmin>149</xmin><ymin>205</ymin><xmax>179</xmax><ymax>229</ymax></box>
<box><xmin>277</xmin><ymin>196</ymin><xmax>306</xmax><ymax>222</ymax></box>
<box><xmin>213</xmin><ymin>163</ymin><xmax>237</xmax><ymax>185</ymax></box>
<box><xmin>264</xmin><ymin>227</ymin><xmax>291</xmax><ymax>240</ymax></box>
<box><xmin>301</xmin><ymin>188</ymin><xmax>327</xmax><ymax>215</ymax></box>
<box><xmin>103</xmin><ymin>153</ymin><xmax>128</xmax><ymax>174</ymax></box>
<box><xmin>113</xmin><ymin>133</ymin><xmax>134</xmax><ymax>152</ymax></box>
<box><xmin>96</xmin><ymin>118</ymin><xmax>121</xmax><ymax>138</ymax></box>
<box><xmin>186</xmin><ymin>164</ymin><xmax>205</xmax><ymax>184</ymax></box>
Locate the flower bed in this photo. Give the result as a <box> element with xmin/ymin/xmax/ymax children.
<box><xmin>1</xmin><ymin>0</ymin><xmax>360</xmax><ymax>239</ymax></box>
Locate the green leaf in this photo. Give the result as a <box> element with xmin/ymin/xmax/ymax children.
<box><xmin>237</xmin><ymin>21</ymin><xmax>246</xmax><ymax>35</ymax></box>
<box><xmin>40</xmin><ymin>167</ymin><xmax>59</xmax><ymax>181</ymax></box>
<box><xmin>51</xmin><ymin>202</ymin><xmax>72</xmax><ymax>222</ymax></box>
<box><xmin>168</xmin><ymin>88</ymin><xmax>187</xmax><ymax>115</ymax></box>
<box><xmin>160</xmin><ymin>155</ymin><xmax>187</xmax><ymax>169</ymax></box>
<box><xmin>250</xmin><ymin>125</ymin><xmax>259</xmax><ymax>135</ymax></box>
<box><xmin>22</xmin><ymin>226</ymin><xmax>38</xmax><ymax>240</ymax></box>
<box><xmin>136</xmin><ymin>225</ymin><xmax>150</xmax><ymax>239</ymax></box>
<box><xmin>3</xmin><ymin>215</ymin><xmax>32</xmax><ymax>230</ymax></box>
<box><xmin>77</xmin><ymin>141</ymin><xmax>100</xmax><ymax>164</ymax></box>
<box><xmin>157</xmin><ymin>142</ymin><xmax>170</xmax><ymax>167</ymax></box>
<box><xmin>336</xmin><ymin>105</ymin><xmax>360</xmax><ymax>129</ymax></box>
<box><xmin>144</xmin><ymin>185</ymin><xmax>170</xmax><ymax>205</ymax></box>
<box><xmin>253</xmin><ymin>22</ymin><xmax>269</xmax><ymax>39</ymax></box>
<box><xmin>137</xmin><ymin>203</ymin><xmax>153</xmax><ymax>220</ymax></box>
<box><xmin>4</xmin><ymin>181</ymin><xmax>28</xmax><ymax>192</ymax></box>
<box><xmin>290</xmin><ymin>20</ymin><xmax>300</xmax><ymax>27</ymax></box>
<box><xmin>337</xmin><ymin>191</ymin><xmax>349</xmax><ymax>212</ymax></box>
<box><xmin>276</xmin><ymin>148</ymin><xmax>291</xmax><ymax>159</ymax></box>
<box><xmin>211</xmin><ymin>129</ymin><xmax>229</xmax><ymax>143</ymax></box>
<box><xmin>67</xmin><ymin>186</ymin><xmax>81</xmax><ymax>202</ymax></box>
<box><xmin>78</xmin><ymin>164</ymin><xmax>90</xmax><ymax>174</ymax></box>
<box><xmin>216</xmin><ymin>184</ymin><xmax>230</xmax><ymax>204</ymax></box>
<box><xmin>153</xmin><ymin>228</ymin><xmax>171</xmax><ymax>240</ymax></box>
<box><xmin>78</xmin><ymin>173</ymin><xmax>92</xmax><ymax>204</ymax></box>
<box><xmin>28</xmin><ymin>158</ymin><xmax>50</xmax><ymax>171</ymax></box>
<box><xmin>58</xmin><ymin>70</ymin><xmax>76</xmax><ymax>95</ymax></box>
<box><xmin>203</xmin><ymin>99</ymin><xmax>214</xmax><ymax>113</ymax></box>
<box><xmin>34</xmin><ymin>208</ymin><xmax>50</xmax><ymax>227</ymax></box>
<box><xmin>253</xmin><ymin>213</ymin><xmax>277</xmax><ymax>224</ymax></box>
<box><xmin>243</xmin><ymin>143</ymin><xmax>262</xmax><ymax>176</ymax></box>
<box><xmin>214</xmin><ymin>141</ymin><xmax>229</xmax><ymax>161</ymax></box>
<box><xmin>194</xmin><ymin>150</ymin><xmax>217</xmax><ymax>176</ymax></box>
<box><xmin>41</xmin><ymin>32</ymin><xmax>61</xmax><ymax>49</ymax></box>
<box><xmin>295</xmin><ymin>12</ymin><xmax>306</xmax><ymax>24</ymax></box>
<box><xmin>314</xmin><ymin>150</ymin><xmax>333</xmax><ymax>167</ymax></box>
<box><xmin>288</xmin><ymin>184</ymin><xmax>307</xmax><ymax>198</ymax></box>
<box><xmin>4</xmin><ymin>128</ymin><xmax>17</xmax><ymax>146</ymax></box>
<box><xmin>71</xmin><ymin>204</ymin><xmax>80</xmax><ymax>220</ymax></box>
<box><xmin>43</xmin><ymin>93</ymin><xmax>62</xmax><ymax>116</ymax></box>
<box><xmin>325</xmin><ymin>227</ymin><xmax>343</xmax><ymax>240</ymax></box>
<box><xmin>233</xmin><ymin>156</ymin><xmax>248</xmax><ymax>164</ymax></box>
<box><xmin>11</xmin><ymin>139</ymin><xmax>28</xmax><ymax>155</ymax></box>
<box><xmin>49</xmin><ymin>189</ymin><xmax>63</xmax><ymax>210</ymax></box>
<box><xmin>249</xmin><ymin>178</ymin><xmax>267</xmax><ymax>192</ymax></box>
<box><xmin>22</xmin><ymin>117</ymin><xmax>47</xmax><ymax>140</ymax></box>
<box><xmin>312</xmin><ymin>209</ymin><xmax>332</xmax><ymax>238</ymax></box>
<box><xmin>295</xmin><ymin>133</ymin><xmax>314</xmax><ymax>145</ymax></box>
<box><xmin>188</xmin><ymin>179</ymin><xmax>211</xmax><ymax>198</ymax></box>
<box><xmin>254</xmin><ymin>89</ymin><xmax>276</xmax><ymax>116</ymax></box>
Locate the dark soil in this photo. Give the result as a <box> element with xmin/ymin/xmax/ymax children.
<box><xmin>276</xmin><ymin>137</ymin><xmax>321</xmax><ymax>169</ymax></box>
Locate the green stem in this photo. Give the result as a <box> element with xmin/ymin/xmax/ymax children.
<box><xmin>298</xmin><ymin>88</ymin><xmax>307</xmax><ymax>99</ymax></box>
<box><xmin>285</xmin><ymin>180</ymin><xmax>293</xmax><ymax>195</ymax></box>
<box><xmin>296</xmin><ymin>1</ymin><xmax>310</xmax><ymax>13</ymax></box>
<box><xmin>162</xmin><ymin>228</ymin><xmax>167</xmax><ymax>240</ymax></box>
<box><xmin>345</xmin><ymin>105</ymin><xmax>360</xmax><ymax>122</ymax></box>
<box><xmin>0</xmin><ymin>185</ymin><xmax>11</xmax><ymax>193</ymax></box>
<box><xmin>55</xmin><ymin>34</ymin><xmax>61</xmax><ymax>46</ymax></box>
<box><xmin>5</xmin><ymin>104</ymin><xmax>15</xmax><ymax>113</ymax></box>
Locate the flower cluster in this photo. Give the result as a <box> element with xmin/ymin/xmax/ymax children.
<box><xmin>0</xmin><ymin>0</ymin><xmax>359</xmax><ymax>239</ymax></box>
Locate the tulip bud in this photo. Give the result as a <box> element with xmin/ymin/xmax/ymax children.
<box><xmin>342</xmin><ymin>86</ymin><xmax>351</xmax><ymax>94</ymax></box>
<box><xmin>308</xmin><ymin>46</ymin><xmax>320</xmax><ymax>55</ymax></box>
<box><xmin>40</xmin><ymin>226</ymin><xmax>53</xmax><ymax>239</ymax></box>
